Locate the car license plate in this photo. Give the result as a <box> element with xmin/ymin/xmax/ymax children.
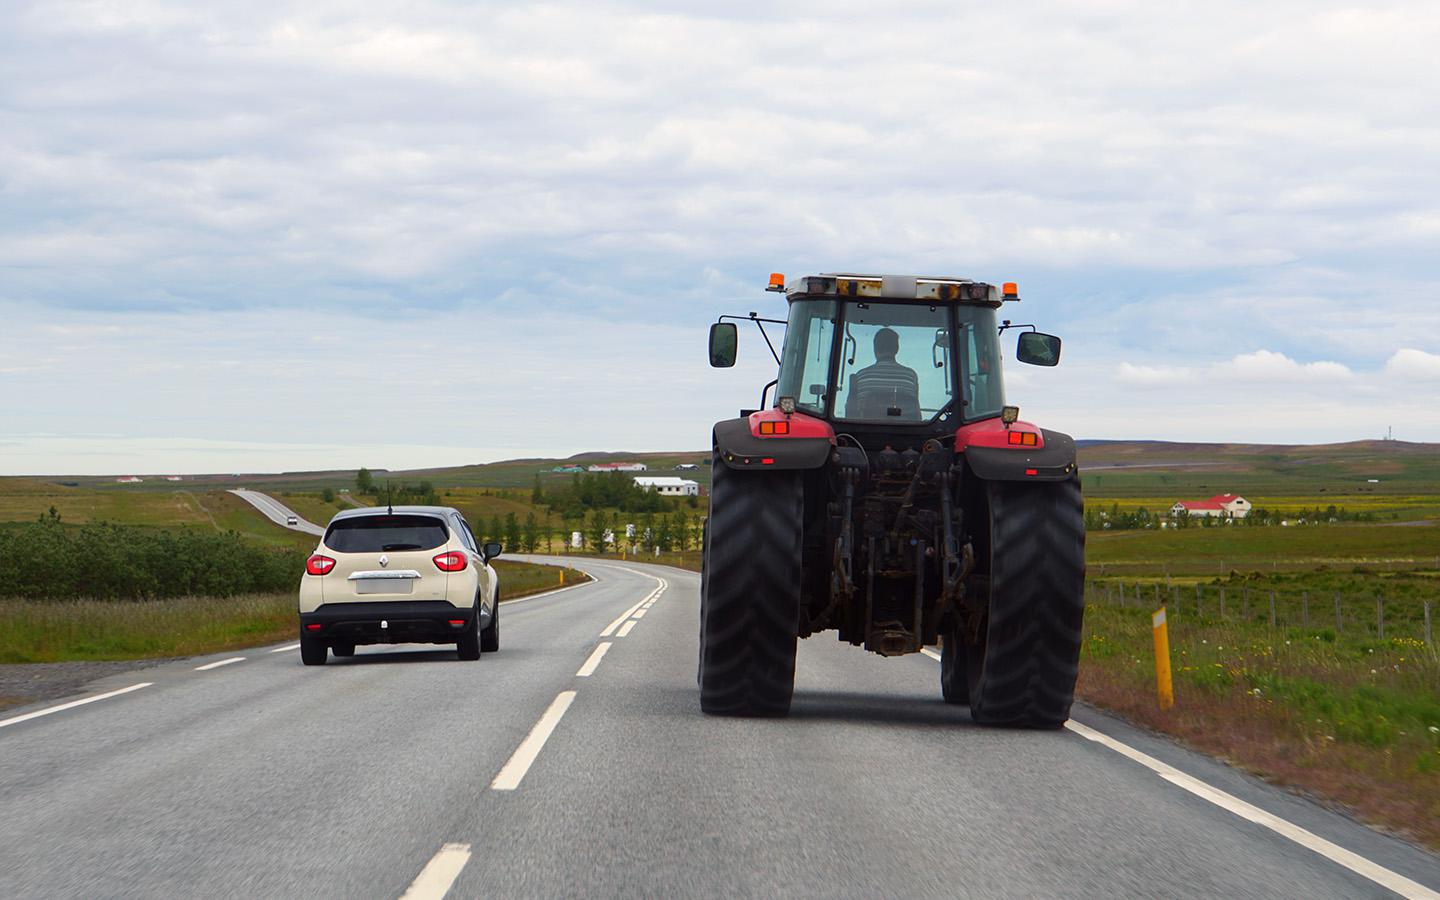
<box><xmin>356</xmin><ymin>579</ymin><xmax>413</xmax><ymax>595</ymax></box>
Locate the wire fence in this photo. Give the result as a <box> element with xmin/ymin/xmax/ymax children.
<box><xmin>1086</xmin><ymin>579</ymin><xmax>1436</xmax><ymax>647</ymax></box>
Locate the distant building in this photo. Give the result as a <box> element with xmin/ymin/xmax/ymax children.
<box><xmin>552</xmin><ymin>465</ymin><xmax>586</xmax><ymax>473</ymax></box>
<box><xmin>164</xmin><ymin>476</ymin><xmax>183</xmax><ymax>482</ymax></box>
<box><xmin>116</xmin><ymin>476</ymin><xmax>144</xmax><ymax>483</ymax></box>
<box><xmin>588</xmin><ymin>462</ymin><xmax>647</xmax><ymax>473</ymax></box>
<box><xmin>1169</xmin><ymin>494</ymin><xmax>1251</xmax><ymax>519</ymax></box>
<box><xmin>633</xmin><ymin>476</ymin><xmax>700</xmax><ymax>497</ymax></box>
<box><xmin>674</xmin><ymin>463</ymin><xmax>699</xmax><ymax>471</ymax></box>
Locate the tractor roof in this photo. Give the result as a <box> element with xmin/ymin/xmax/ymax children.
<box><xmin>781</xmin><ymin>273</ymin><xmax>1013</xmax><ymax>306</ymax></box>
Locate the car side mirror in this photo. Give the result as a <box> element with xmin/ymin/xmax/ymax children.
<box><xmin>708</xmin><ymin>322</ymin><xmax>738</xmax><ymax>368</ymax></box>
<box><xmin>1016</xmin><ymin>332</ymin><xmax>1062</xmax><ymax>366</ymax></box>
<box><xmin>482</xmin><ymin>542</ymin><xmax>502</xmax><ymax>561</ymax></box>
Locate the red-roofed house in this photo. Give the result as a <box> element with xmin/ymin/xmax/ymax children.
<box><xmin>1169</xmin><ymin>494</ymin><xmax>1251</xmax><ymax>519</ymax></box>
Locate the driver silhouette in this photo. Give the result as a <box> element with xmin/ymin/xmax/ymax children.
<box><xmin>845</xmin><ymin>328</ymin><xmax>921</xmax><ymax>420</ymax></box>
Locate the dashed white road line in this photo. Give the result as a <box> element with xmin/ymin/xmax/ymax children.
<box><xmin>600</xmin><ymin>598</ymin><xmax>649</xmax><ymax>637</ymax></box>
<box><xmin>491</xmin><ymin>691</ymin><xmax>577</xmax><ymax>791</ymax></box>
<box><xmin>194</xmin><ymin>657</ymin><xmax>246</xmax><ymax>671</ymax></box>
<box><xmin>0</xmin><ymin>682</ymin><xmax>154</xmax><ymax>730</ymax></box>
<box><xmin>913</xmin><ymin>650</ymin><xmax>1437</xmax><ymax>898</ymax></box>
<box><xmin>269</xmin><ymin>643</ymin><xmax>301</xmax><ymax>653</ymax></box>
<box><xmin>399</xmin><ymin>842</ymin><xmax>471</xmax><ymax>900</ymax></box>
<box><xmin>576</xmin><ymin>642</ymin><xmax>612</xmax><ymax>677</ymax></box>
<box><xmin>631</xmin><ymin>608</ymin><xmax>648</xmax><ymax>619</ymax></box>
<box><xmin>616</xmin><ymin>620</ymin><xmax>638</xmax><ymax>638</ymax></box>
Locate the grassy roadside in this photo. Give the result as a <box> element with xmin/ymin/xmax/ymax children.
<box><xmin>0</xmin><ymin>560</ymin><xmax>589</xmax><ymax>666</ymax></box>
<box><xmin>1077</xmin><ymin>596</ymin><xmax>1440</xmax><ymax>849</ymax></box>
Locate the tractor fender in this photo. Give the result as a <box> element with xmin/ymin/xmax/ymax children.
<box><xmin>963</xmin><ymin>428</ymin><xmax>1078</xmax><ymax>482</ymax></box>
<box><xmin>713</xmin><ymin>418</ymin><xmax>833</xmax><ymax>472</ymax></box>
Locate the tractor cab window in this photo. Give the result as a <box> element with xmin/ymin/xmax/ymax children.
<box><xmin>776</xmin><ymin>299</ymin><xmax>836</xmax><ymax>415</ymax></box>
<box><xmin>962</xmin><ymin>309</ymin><xmax>1006</xmax><ymax>419</ymax></box>
<box><xmin>834</xmin><ymin>303</ymin><xmax>953</xmax><ymax>423</ymax></box>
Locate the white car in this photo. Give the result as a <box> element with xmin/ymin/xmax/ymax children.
<box><xmin>297</xmin><ymin>506</ymin><xmax>501</xmax><ymax>665</ymax></box>
<box><xmin>286</xmin><ymin>515</ymin><xmax>299</xmax><ymax>526</ymax></box>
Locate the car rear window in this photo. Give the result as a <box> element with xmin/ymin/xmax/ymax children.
<box><xmin>324</xmin><ymin>515</ymin><xmax>449</xmax><ymax>553</ymax></box>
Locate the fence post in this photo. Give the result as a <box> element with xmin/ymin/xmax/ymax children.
<box><xmin>1171</xmin><ymin>586</ymin><xmax>1179</xmax><ymax>612</ymax></box>
<box><xmin>1377</xmin><ymin>595</ymin><xmax>1385</xmax><ymax>641</ymax></box>
<box><xmin>1154</xmin><ymin>584</ymin><xmax>1160</xmax><ymax>608</ymax></box>
<box><xmin>1244</xmin><ymin>586</ymin><xmax>1250</xmax><ymax>621</ymax></box>
<box><xmin>1220</xmin><ymin>587</ymin><xmax>1226</xmax><ymax>618</ymax></box>
<box><xmin>1269</xmin><ymin>591</ymin><xmax>1277</xmax><ymax>628</ymax></box>
<box><xmin>1334</xmin><ymin>592</ymin><xmax>1342</xmax><ymax>632</ymax></box>
<box><xmin>1302</xmin><ymin>591</ymin><xmax>1309</xmax><ymax>627</ymax></box>
<box><xmin>1196</xmin><ymin>584</ymin><xmax>1202</xmax><ymax>617</ymax></box>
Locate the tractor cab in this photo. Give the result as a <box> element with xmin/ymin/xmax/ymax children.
<box><xmin>709</xmin><ymin>274</ymin><xmax>1061</xmax><ymax>448</ymax></box>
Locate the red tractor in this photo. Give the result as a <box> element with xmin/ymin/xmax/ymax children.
<box><xmin>700</xmin><ymin>273</ymin><xmax>1084</xmax><ymax>727</ymax></box>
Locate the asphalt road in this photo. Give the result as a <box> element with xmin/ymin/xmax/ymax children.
<box><xmin>2</xmin><ymin>556</ymin><xmax>1437</xmax><ymax>899</ymax></box>
<box><xmin>228</xmin><ymin>488</ymin><xmax>325</xmax><ymax>535</ymax></box>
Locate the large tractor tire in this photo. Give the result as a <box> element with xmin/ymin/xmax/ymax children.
<box><xmin>965</xmin><ymin>477</ymin><xmax>1085</xmax><ymax>728</ymax></box>
<box><xmin>698</xmin><ymin>453</ymin><xmax>803</xmax><ymax>716</ymax></box>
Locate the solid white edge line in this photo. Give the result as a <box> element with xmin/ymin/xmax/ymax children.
<box><xmin>914</xmin><ymin>650</ymin><xmax>1438</xmax><ymax>898</ymax></box>
<box><xmin>491</xmin><ymin>691</ymin><xmax>577</xmax><ymax>791</ymax></box>
<box><xmin>576</xmin><ymin>642</ymin><xmax>613</xmax><ymax>677</ymax></box>
<box><xmin>269</xmin><ymin>643</ymin><xmax>301</xmax><ymax>653</ymax></box>
<box><xmin>600</xmin><ymin>597</ymin><xmax>649</xmax><ymax>637</ymax></box>
<box><xmin>920</xmin><ymin>648</ymin><xmax>942</xmax><ymax>661</ymax></box>
<box><xmin>616</xmin><ymin>619</ymin><xmax>638</xmax><ymax>638</ymax></box>
<box><xmin>194</xmin><ymin>657</ymin><xmax>246</xmax><ymax>671</ymax></box>
<box><xmin>399</xmin><ymin>842</ymin><xmax>472</xmax><ymax>900</ymax></box>
<box><xmin>500</xmin><ymin>579</ymin><xmax>591</xmax><ymax>607</ymax></box>
<box><xmin>1064</xmin><ymin>719</ymin><xmax>1440</xmax><ymax>899</ymax></box>
<box><xmin>0</xmin><ymin>682</ymin><xmax>153</xmax><ymax>729</ymax></box>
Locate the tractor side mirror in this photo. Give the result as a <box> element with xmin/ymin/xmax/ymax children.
<box><xmin>708</xmin><ymin>322</ymin><xmax>738</xmax><ymax>367</ymax></box>
<box><xmin>1016</xmin><ymin>332</ymin><xmax>1062</xmax><ymax>367</ymax></box>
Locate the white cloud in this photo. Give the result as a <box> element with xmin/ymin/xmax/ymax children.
<box><xmin>1385</xmin><ymin>348</ymin><xmax>1440</xmax><ymax>380</ymax></box>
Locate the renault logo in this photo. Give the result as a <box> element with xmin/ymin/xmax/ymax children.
<box><xmin>378</xmin><ymin>555</ymin><xmax>389</xmax><ymax>568</ymax></box>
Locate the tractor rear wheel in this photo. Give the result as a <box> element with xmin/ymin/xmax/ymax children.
<box><xmin>698</xmin><ymin>453</ymin><xmax>802</xmax><ymax>716</ymax></box>
<box><xmin>966</xmin><ymin>477</ymin><xmax>1085</xmax><ymax>728</ymax></box>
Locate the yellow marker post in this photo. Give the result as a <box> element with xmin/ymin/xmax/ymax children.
<box><xmin>560</xmin><ymin>569</ymin><xmax>565</xmax><ymax>586</ymax></box>
<box><xmin>1152</xmin><ymin>607</ymin><xmax>1174</xmax><ymax>710</ymax></box>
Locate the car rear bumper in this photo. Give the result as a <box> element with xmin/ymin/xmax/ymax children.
<box><xmin>300</xmin><ymin>601</ymin><xmax>488</xmax><ymax>645</ymax></box>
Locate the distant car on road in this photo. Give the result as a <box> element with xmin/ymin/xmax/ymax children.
<box><xmin>286</xmin><ymin>515</ymin><xmax>299</xmax><ymax>526</ymax></box>
<box><xmin>298</xmin><ymin>506</ymin><xmax>501</xmax><ymax>665</ymax></box>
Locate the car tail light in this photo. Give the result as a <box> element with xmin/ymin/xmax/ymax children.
<box><xmin>448</xmin><ymin>619</ymin><xmax>466</xmax><ymax>626</ymax></box>
<box><xmin>433</xmin><ymin>551</ymin><xmax>467</xmax><ymax>572</ymax></box>
<box><xmin>306</xmin><ymin>555</ymin><xmax>336</xmax><ymax>576</ymax></box>
<box><xmin>305</xmin><ymin>623</ymin><xmax>322</xmax><ymax>631</ymax></box>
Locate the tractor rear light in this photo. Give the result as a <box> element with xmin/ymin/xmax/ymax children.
<box><xmin>758</xmin><ymin>420</ymin><xmax>790</xmax><ymax>435</ymax></box>
<box><xmin>762</xmin><ymin>458</ymin><xmax>775</xmax><ymax>465</ymax></box>
<box><xmin>305</xmin><ymin>623</ymin><xmax>322</xmax><ymax>631</ymax></box>
<box><xmin>433</xmin><ymin>551</ymin><xmax>468</xmax><ymax>572</ymax></box>
<box><xmin>1007</xmin><ymin>431</ymin><xmax>1038</xmax><ymax>446</ymax></box>
<box><xmin>1025</xmin><ymin>468</ymin><xmax>1039</xmax><ymax>476</ymax></box>
<box><xmin>305</xmin><ymin>555</ymin><xmax>336</xmax><ymax>576</ymax></box>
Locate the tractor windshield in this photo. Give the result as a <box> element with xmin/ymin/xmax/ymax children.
<box><xmin>776</xmin><ymin>298</ymin><xmax>1005</xmax><ymax>423</ymax></box>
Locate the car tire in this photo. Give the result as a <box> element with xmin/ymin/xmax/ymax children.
<box><xmin>331</xmin><ymin>642</ymin><xmax>355</xmax><ymax>658</ymax></box>
<box><xmin>480</xmin><ymin>590</ymin><xmax>500</xmax><ymax>653</ymax></box>
<box><xmin>300</xmin><ymin>631</ymin><xmax>327</xmax><ymax>666</ymax></box>
<box><xmin>457</xmin><ymin>605</ymin><xmax>482</xmax><ymax>661</ymax></box>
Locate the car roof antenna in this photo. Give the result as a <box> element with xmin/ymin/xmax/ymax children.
<box><xmin>386</xmin><ymin>481</ymin><xmax>394</xmax><ymax>516</ymax></box>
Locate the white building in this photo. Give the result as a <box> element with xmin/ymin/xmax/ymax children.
<box><xmin>588</xmin><ymin>462</ymin><xmax>648</xmax><ymax>473</ymax></box>
<box><xmin>1169</xmin><ymin>494</ymin><xmax>1251</xmax><ymax>519</ymax></box>
<box><xmin>116</xmin><ymin>476</ymin><xmax>144</xmax><ymax>483</ymax></box>
<box><xmin>634</xmin><ymin>476</ymin><xmax>700</xmax><ymax>497</ymax></box>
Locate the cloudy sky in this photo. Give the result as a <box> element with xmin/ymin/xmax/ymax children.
<box><xmin>3</xmin><ymin>0</ymin><xmax>1438</xmax><ymax>474</ymax></box>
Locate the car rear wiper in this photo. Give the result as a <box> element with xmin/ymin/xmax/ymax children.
<box><xmin>381</xmin><ymin>543</ymin><xmax>422</xmax><ymax>551</ymax></box>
